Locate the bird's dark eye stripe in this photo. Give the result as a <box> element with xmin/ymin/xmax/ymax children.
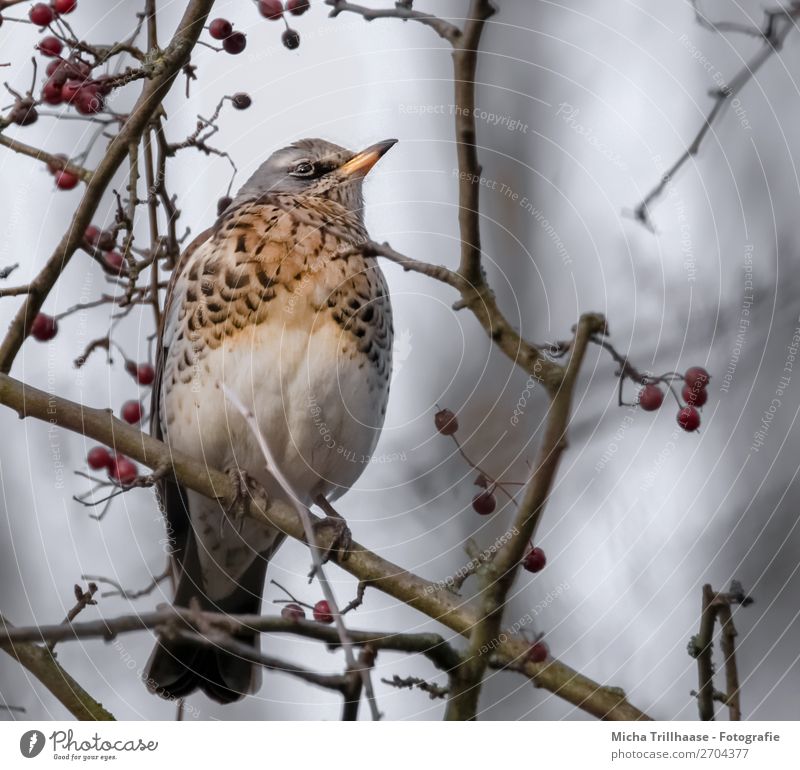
<box><xmin>291</xmin><ymin>161</ymin><xmax>315</xmax><ymax>176</ymax></box>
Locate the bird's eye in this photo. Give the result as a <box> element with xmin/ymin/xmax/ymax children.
<box><xmin>291</xmin><ymin>161</ymin><xmax>315</xmax><ymax>177</ymax></box>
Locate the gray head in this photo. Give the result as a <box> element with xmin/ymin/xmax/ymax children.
<box><xmin>234</xmin><ymin>137</ymin><xmax>397</xmax><ymax>216</ymax></box>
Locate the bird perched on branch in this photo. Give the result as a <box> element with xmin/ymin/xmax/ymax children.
<box><xmin>144</xmin><ymin>138</ymin><xmax>397</xmax><ymax>703</ymax></box>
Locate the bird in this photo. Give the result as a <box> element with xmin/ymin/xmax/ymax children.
<box><xmin>144</xmin><ymin>137</ymin><xmax>397</xmax><ymax>704</ymax></box>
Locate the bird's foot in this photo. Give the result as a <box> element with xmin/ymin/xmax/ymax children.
<box><xmin>223</xmin><ymin>466</ymin><xmax>268</xmax><ymax>535</ymax></box>
<box><xmin>306</xmin><ymin>495</ymin><xmax>352</xmax><ymax>578</ymax></box>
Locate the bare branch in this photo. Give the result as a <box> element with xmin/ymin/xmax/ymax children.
<box><xmin>325</xmin><ymin>0</ymin><xmax>462</xmax><ymax>43</ymax></box>
<box><xmin>633</xmin><ymin>5</ymin><xmax>800</xmax><ymax>228</ymax></box>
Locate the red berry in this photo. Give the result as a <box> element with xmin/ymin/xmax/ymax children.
<box><xmin>208</xmin><ymin>17</ymin><xmax>232</xmax><ymax>40</ymax></box>
<box><xmin>527</xmin><ymin>641</ymin><xmax>549</xmax><ymax>664</ymax></box>
<box><xmin>109</xmin><ymin>455</ymin><xmax>137</xmax><ymax>485</ymax></box>
<box><xmin>55</xmin><ymin>170</ymin><xmax>79</xmax><ymax>189</ymax></box>
<box><xmin>259</xmin><ymin>0</ymin><xmax>284</xmax><ymax>20</ymax></box>
<box><xmin>121</xmin><ymin>400</ymin><xmax>143</xmax><ymax>424</ymax></box>
<box><xmin>29</xmin><ymin>3</ymin><xmax>54</xmax><ymax>26</ymax></box>
<box><xmin>87</xmin><ymin>446</ymin><xmax>112</xmax><ymax>470</ymax></box>
<box><xmin>281</xmin><ymin>603</ymin><xmax>305</xmax><ymax>621</ymax></box>
<box><xmin>45</xmin><ymin>59</ymin><xmax>61</xmax><ymax>76</ymax></box>
<box><xmin>677</xmin><ymin>406</ymin><xmax>701</xmax><ymax>432</ymax></box>
<box><xmin>313</xmin><ymin>600</ymin><xmax>334</xmax><ymax>624</ymax></box>
<box><xmin>434</xmin><ymin>408</ymin><xmax>458</xmax><ymax>436</ymax></box>
<box><xmin>638</xmin><ymin>383</ymin><xmax>664</xmax><ymax>411</ymax></box>
<box><xmin>41</xmin><ymin>79</ymin><xmax>63</xmax><ymax>104</ymax></box>
<box><xmin>684</xmin><ymin>366</ymin><xmax>710</xmax><ymax>389</ymax></box>
<box><xmin>522</xmin><ymin>547</ymin><xmax>547</xmax><ymax>573</ymax></box>
<box><xmin>74</xmin><ymin>85</ymin><xmax>103</xmax><ymax>115</ymax></box>
<box><xmin>61</xmin><ymin>78</ymin><xmax>84</xmax><ymax>103</ymax></box>
<box><xmin>222</xmin><ymin>31</ymin><xmax>247</xmax><ymax>54</ymax></box>
<box><xmin>286</xmin><ymin>0</ymin><xmax>310</xmax><ymax>15</ymax></box>
<box><xmin>38</xmin><ymin>36</ymin><xmax>63</xmax><ymax>57</ymax></box>
<box><xmin>472</xmin><ymin>490</ymin><xmax>496</xmax><ymax>515</ymax></box>
<box><xmin>30</xmin><ymin>313</ymin><xmax>58</xmax><ymax>341</ymax></box>
<box><xmin>52</xmin><ymin>0</ymin><xmax>77</xmax><ymax>12</ymax></box>
<box><xmin>682</xmin><ymin>383</ymin><xmax>708</xmax><ymax>407</ymax></box>
<box><xmin>103</xmin><ymin>250</ymin><xmax>124</xmax><ymax>272</ymax></box>
<box><xmin>282</xmin><ymin>28</ymin><xmax>300</xmax><ymax>50</ymax></box>
<box><xmin>134</xmin><ymin>363</ymin><xmax>155</xmax><ymax>386</ymax></box>
<box><xmin>84</xmin><ymin>225</ymin><xmax>115</xmax><ymax>250</ymax></box>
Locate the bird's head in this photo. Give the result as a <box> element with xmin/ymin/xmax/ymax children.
<box><xmin>234</xmin><ymin>137</ymin><xmax>397</xmax><ymax>216</ymax></box>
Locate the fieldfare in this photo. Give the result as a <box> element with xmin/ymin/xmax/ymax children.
<box><xmin>144</xmin><ymin>138</ymin><xmax>396</xmax><ymax>703</ymax></box>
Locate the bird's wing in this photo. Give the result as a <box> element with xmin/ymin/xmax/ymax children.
<box><xmin>150</xmin><ymin>225</ymin><xmax>215</xmax><ymax>586</ymax></box>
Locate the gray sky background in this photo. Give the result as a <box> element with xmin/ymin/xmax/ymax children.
<box><xmin>1</xmin><ymin>0</ymin><xmax>799</xmax><ymax>720</ymax></box>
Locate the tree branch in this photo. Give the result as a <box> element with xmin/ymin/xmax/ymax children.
<box><xmin>0</xmin><ymin>368</ymin><xmax>650</xmax><ymax>720</ymax></box>
<box><xmin>0</xmin><ymin>615</ymin><xmax>115</xmax><ymax>721</ymax></box>
<box><xmin>633</xmin><ymin>4</ymin><xmax>800</xmax><ymax>229</ymax></box>
<box><xmin>325</xmin><ymin>0</ymin><xmax>462</xmax><ymax>43</ymax></box>
<box><xmin>444</xmin><ymin>312</ymin><xmax>606</xmax><ymax>719</ymax></box>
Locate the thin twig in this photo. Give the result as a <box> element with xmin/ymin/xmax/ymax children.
<box><xmin>222</xmin><ymin>385</ymin><xmax>383</xmax><ymax>721</ymax></box>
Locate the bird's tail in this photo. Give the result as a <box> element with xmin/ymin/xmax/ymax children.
<box><xmin>144</xmin><ymin>538</ymin><xmax>268</xmax><ymax>705</ymax></box>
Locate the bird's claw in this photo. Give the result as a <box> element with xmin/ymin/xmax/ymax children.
<box><xmin>223</xmin><ymin>467</ymin><xmax>267</xmax><ymax>535</ymax></box>
<box><xmin>306</xmin><ymin>516</ymin><xmax>352</xmax><ymax>579</ymax></box>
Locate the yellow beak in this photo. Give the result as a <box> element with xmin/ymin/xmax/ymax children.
<box><xmin>338</xmin><ymin>139</ymin><xmax>398</xmax><ymax>178</ymax></box>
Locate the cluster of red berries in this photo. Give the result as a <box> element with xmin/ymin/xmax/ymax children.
<box><xmin>40</xmin><ymin>57</ymin><xmax>111</xmax><ymax>116</ymax></box>
<box><xmin>281</xmin><ymin>599</ymin><xmax>333</xmax><ymax>624</ymax></box>
<box><xmin>87</xmin><ymin>446</ymin><xmax>137</xmax><ymax>485</ymax></box>
<box><xmin>29</xmin><ymin>0</ymin><xmax>77</xmax><ymax>28</ymax></box>
<box><xmin>209</xmin><ymin>0</ymin><xmax>310</xmax><ymax>54</ymax></box>
<box><xmin>637</xmin><ymin>366</ymin><xmax>710</xmax><ymax>433</ymax></box>
<box><xmin>84</xmin><ymin>225</ymin><xmax>125</xmax><ymax>272</ymax></box>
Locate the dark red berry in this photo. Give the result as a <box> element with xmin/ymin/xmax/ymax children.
<box><xmin>638</xmin><ymin>383</ymin><xmax>664</xmax><ymax>411</ymax></box>
<box><xmin>54</xmin><ymin>169</ymin><xmax>79</xmax><ymax>189</ymax></box>
<box><xmin>682</xmin><ymin>383</ymin><xmax>708</xmax><ymax>407</ymax></box>
<box><xmin>121</xmin><ymin>400</ymin><xmax>143</xmax><ymax>425</ymax></box>
<box><xmin>313</xmin><ymin>599</ymin><xmax>334</xmax><ymax>624</ymax></box>
<box><xmin>29</xmin><ymin>3</ymin><xmax>54</xmax><ymax>26</ymax></box>
<box><xmin>208</xmin><ymin>17</ymin><xmax>232</xmax><ymax>40</ymax></box>
<box><xmin>30</xmin><ymin>313</ymin><xmax>58</xmax><ymax>341</ymax></box>
<box><xmin>84</xmin><ymin>225</ymin><xmax>115</xmax><ymax>250</ymax></box>
<box><xmin>103</xmin><ymin>250</ymin><xmax>124</xmax><ymax>272</ymax></box>
<box><xmin>231</xmin><ymin>92</ymin><xmax>251</xmax><ymax>110</ymax></box>
<box><xmin>87</xmin><ymin>446</ymin><xmax>113</xmax><ymax>470</ymax></box>
<box><xmin>45</xmin><ymin>59</ymin><xmax>61</xmax><ymax>76</ymax></box>
<box><xmin>10</xmin><ymin>100</ymin><xmax>37</xmax><ymax>126</ymax></box>
<box><xmin>41</xmin><ymin>79</ymin><xmax>63</xmax><ymax>104</ymax></box>
<box><xmin>61</xmin><ymin>78</ymin><xmax>83</xmax><ymax>103</ymax></box>
<box><xmin>133</xmin><ymin>363</ymin><xmax>155</xmax><ymax>386</ymax></box>
<box><xmin>109</xmin><ymin>455</ymin><xmax>137</xmax><ymax>485</ymax></box>
<box><xmin>677</xmin><ymin>406</ymin><xmax>701</xmax><ymax>432</ymax></box>
<box><xmin>217</xmin><ymin>196</ymin><xmax>232</xmax><ymax>216</ymax></box>
<box><xmin>472</xmin><ymin>490</ymin><xmax>496</xmax><ymax>515</ymax></box>
<box><xmin>74</xmin><ymin>86</ymin><xmax>103</xmax><ymax>115</ymax></box>
<box><xmin>53</xmin><ymin>0</ymin><xmax>77</xmax><ymax>12</ymax></box>
<box><xmin>684</xmin><ymin>366</ymin><xmax>710</xmax><ymax>389</ymax></box>
<box><xmin>259</xmin><ymin>0</ymin><xmax>284</xmax><ymax>20</ymax></box>
<box><xmin>522</xmin><ymin>547</ymin><xmax>546</xmax><ymax>573</ymax></box>
<box><xmin>282</xmin><ymin>28</ymin><xmax>300</xmax><ymax>50</ymax></box>
<box><xmin>527</xmin><ymin>640</ymin><xmax>549</xmax><ymax>663</ymax></box>
<box><xmin>281</xmin><ymin>603</ymin><xmax>305</xmax><ymax>621</ymax></box>
<box><xmin>434</xmin><ymin>408</ymin><xmax>458</xmax><ymax>436</ymax></box>
<box><xmin>222</xmin><ymin>31</ymin><xmax>247</xmax><ymax>54</ymax></box>
<box><xmin>286</xmin><ymin>0</ymin><xmax>310</xmax><ymax>15</ymax></box>
<box><xmin>38</xmin><ymin>36</ymin><xmax>63</xmax><ymax>57</ymax></box>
